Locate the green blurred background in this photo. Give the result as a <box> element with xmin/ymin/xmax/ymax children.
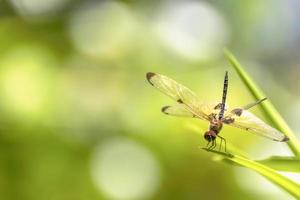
<box><xmin>0</xmin><ymin>0</ymin><xmax>300</xmax><ymax>199</ymax></box>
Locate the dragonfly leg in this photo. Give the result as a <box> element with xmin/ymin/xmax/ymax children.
<box><xmin>217</xmin><ymin>135</ymin><xmax>227</xmax><ymax>152</ymax></box>
<box><xmin>210</xmin><ymin>139</ymin><xmax>216</xmax><ymax>150</ymax></box>
<box><xmin>207</xmin><ymin>138</ymin><xmax>212</xmax><ymax>149</ymax></box>
<box><xmin>219</xmin><ymin>137</ymin><xmax>223</xmax><ymax>151</ymax></box>
<box><xmin>208</xmin><ymin>140</ymin><xmax>213</xmax><ymax>150</ymax></box>
<box><xmin>206</xmin><ymin>140</ymin><xmax>210</xmax><ymax>147</ymax></box>
<box><xmin>207</xmin><ymin>136</ymin><xmax>214</xmax><ymax>150</ymax></box>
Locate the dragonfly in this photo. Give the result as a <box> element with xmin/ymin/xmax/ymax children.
<box><xmin>146</xmin><ymin>71</ymin><xmax>289</xmax><ymax>152</ymax></box>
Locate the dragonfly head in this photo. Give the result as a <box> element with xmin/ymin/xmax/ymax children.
<box><xmin>204</xmin><ymin>130</ymin><xmax>216</xmax><ymax>142</ymax></box>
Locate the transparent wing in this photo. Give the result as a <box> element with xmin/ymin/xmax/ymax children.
<box><xmin>161</xmin><ymin>104</ymin><xmax>196</xmax><ymax>117</ymax></box>
<box><xmin>146</xmin><ymin>72</ymin><xmax>215</xmax><ymax>120</ymax></box>
<box><xmin>223</xmin><ymin>109</ymin><xmax>288</xmax><ymax>142</ymax></box>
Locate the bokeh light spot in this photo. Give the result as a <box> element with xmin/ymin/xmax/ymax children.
<box><xmin>0</xmin><ymin>46</ymin><xmax>56</xmax><ymax>119</ymax></box>
<box><xmin>155</xmin><ymin>1</ymin><xmax>229</xmax><ymax>60</ymax></box>
<box><xmin>91</xmin><ymin>137</ymin><xmax>161</xmax><ymax>200</ymax></box>
<box><xmin>69</xmin><ymin>1</ymin><xmax>137</xmax><ymax>59</ymax></box>
<box><xmin>9</xmin><ymin>0</ymin><xmax>70</xmax><ymax>19</ymax></box>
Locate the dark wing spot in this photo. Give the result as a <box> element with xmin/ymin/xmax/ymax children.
<box><xmin>214</xmin><ymin>103</ymin><xmax>222</xmax><ymax>110</ymax></box>
<box><xmin>281</xmin><ymin>136</ymin><xmax>289</xmax><ymax>142</ymax></box>
<box><xmin>231</xmin><ymin>108</ymin><xmax>243</xmax><ymax>116</ymax></box>
<box><xmin>161</xmin><ymin>106</ymin><xmax>170</xmax><ymax>114</ymax></box>
<box><xmin>223</xmin><ymin>118</ymin><xmax>234</xmax><ymax>124</ymax></box>
<box><xmin>146</xmin><ymin>72</ymin><xmax>156</xmax><ymax>86</ymax></box>
<box><xmin>177</xmin><ymin>99</ymin><xmax>183</xmax><ymax>103</ymax></box>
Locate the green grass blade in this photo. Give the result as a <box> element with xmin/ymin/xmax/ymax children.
<box><xmin>224</xmin><ymin>49</ymin><xmax>300</xmax><ymax>156</ymax></box>
<box><xmin>203</xmin><ymin>148</ymin><xmax>300</xmax><ymax>199</ymax></box>
<box><xmin>257</xmin><ymin>156</ymin><xmax>300</xmax><ymax>172</ymax></box>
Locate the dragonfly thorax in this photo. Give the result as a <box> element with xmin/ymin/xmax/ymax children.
<box><xmin>209</xmin><ymin>119</ymin><xmax>223</xmax><ymax>134</ymax></box>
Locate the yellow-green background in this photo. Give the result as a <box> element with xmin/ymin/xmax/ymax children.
<box><xmin>0</xmin><ymin>0</ymin><xmax>299</xmax><ymax>200</ymax></box>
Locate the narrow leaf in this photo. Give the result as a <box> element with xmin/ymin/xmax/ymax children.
<box><xmin>257</xmin><ymin>156</ymin><xmax>300</xmax><ymax>172</ymax></box>
<box><xmin>203</xmin><ymin>148</ymin><xmax>300</xmax><ymax>199</ymax></box>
